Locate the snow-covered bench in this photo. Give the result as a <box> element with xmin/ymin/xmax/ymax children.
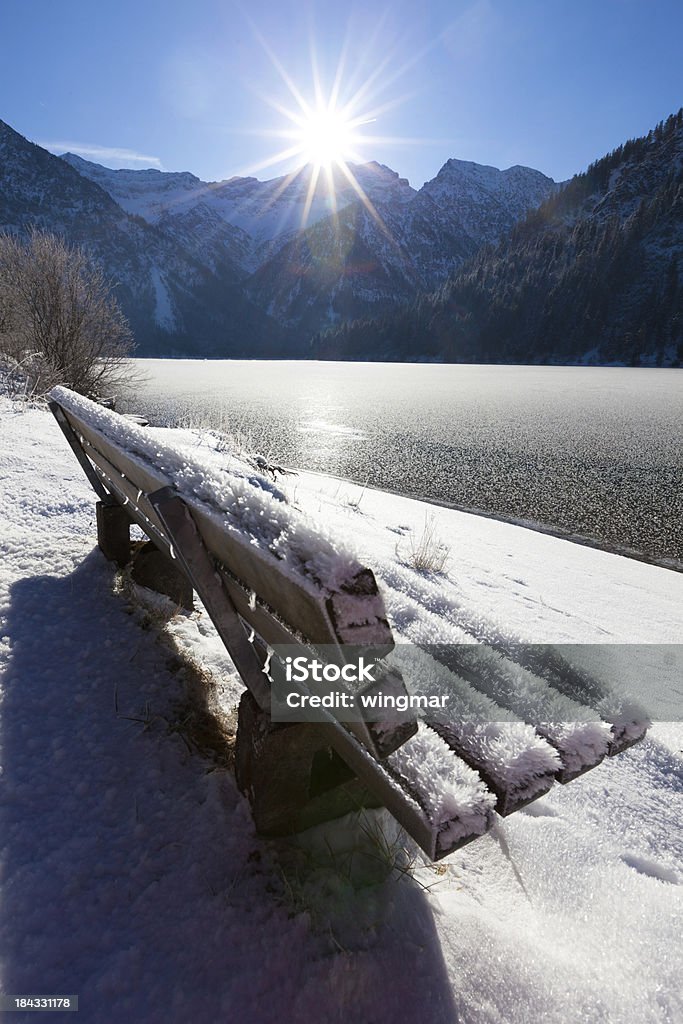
<box><xmin>49</xmin><ymin>387</ymin><xmax>649</xmax><ymax>861</ymax></box>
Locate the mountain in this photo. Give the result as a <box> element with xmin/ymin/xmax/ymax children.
<box><xmin>410</xmin><ymin>159</ymin><xmax>559</xmax><ymax>270</ymax></box>
<box><xmin>60</xmin><ymin>154</ymin><xmax>416</xmax><ymax>268</ymax></box>
<box><xmin>246</xmin><ymin>160</ymin><xmax>556</xmax><ymax>333</ymax></box>
<box><xmin>59</xmin><ymin>147</ymin><xmax>555</xmax><ymax>336</ymax></box>
<box><xmin>0</xmin><ymin>120</ymin><xmax>288</xmax><ymax>356</ymax></box>
<box><xmin>1</xmin><ymin>117</ymin><xmax>560</xmax><ymax>354</ymax></box>
<box><xmin>314</xmin><ymin>110</ymin><xmax>683</xmax><ymax>366</ymax></box>
<box><xmin>61</xmin><ymin>153</ymin><xmax>257</xmax><ymax>276</ymax></box>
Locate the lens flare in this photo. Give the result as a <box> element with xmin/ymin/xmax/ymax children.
<box><xmin>238</xmin><ymin>20</ymin><xmax>427</xmax><ymax>232</ymax></box>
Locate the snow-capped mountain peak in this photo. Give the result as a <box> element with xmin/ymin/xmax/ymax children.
<box><xmin>1</xmin><ymin>115</ymin><xmax>559</xmax><ymax>352</ymax></box>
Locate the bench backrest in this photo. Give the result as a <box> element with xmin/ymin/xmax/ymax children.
<box><xmin>51</xmin><ymin>386</ymin><xmax>393</xmax><ymax>652</ymax></box>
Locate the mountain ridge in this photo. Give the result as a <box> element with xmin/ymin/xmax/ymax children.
<box><xmin>313</xmin><ymin>109</ymin><xmax>683</xmax><ymax>366</ymax></box>
<box><xmin>4</xmin><ymin>112</ymin><xmax>676</xmax><ymax>364</ymax></box>
<box><xmin>1</xmin><ymin>121</ymin><xmax>557</xmax><ymax>351</ymax></box>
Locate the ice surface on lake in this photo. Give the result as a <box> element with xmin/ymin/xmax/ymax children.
<box><xmin>128</xmin><ymin>360</ymin><xmax>683</xmax><ymax>564</ymax></box>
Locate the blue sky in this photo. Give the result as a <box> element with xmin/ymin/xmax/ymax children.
<box><xmin>1</xmin><ymin>0</ymin><xmax>681</xmax><ymax>187</ymax></box>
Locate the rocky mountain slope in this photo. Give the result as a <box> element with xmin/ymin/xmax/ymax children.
<box><xmin>315</xmin><ymin>110</ymin><xmax>683</xmax><ymax>366</ymax></box>
<box><xmin>57</xmin><ymin>142</ymin><xmax>555</xmax><ymax>341</ymax></box>
<box><xmin>0</xmin><ymin>121</ymin><xmax>288</xmax><ymax>357</ymax></box>
<box><xmin>248</xmin><ymin>159</ymin><xmax>556</xmax><ymax>334</ymax></box>
<box><xmin>60</xmin><ymin>154</ymin><xmax>416</xmax><ymax>270</ymax></box>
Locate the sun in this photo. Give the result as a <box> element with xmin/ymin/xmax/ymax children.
<box><xmin>296</xmin><ymin>105</ymin><xmax>357</xmax><ymax>170</ymax></box>
<box><xmin>242</xmin><ymin>27</ymin><xmax>412</xmax><ymax>231</ymax></box>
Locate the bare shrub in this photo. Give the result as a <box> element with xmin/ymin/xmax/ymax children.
<box><xmin>0</xmin><ymin>228</ymin><xmax>138</xmax><ymax>399</ymax></box>
<box><xmin>397</xmin><ymin>513</ymin><xmax>451</xmax><ymax>574</ymax></box>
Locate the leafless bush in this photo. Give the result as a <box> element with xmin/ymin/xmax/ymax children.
<box><xmin>0</xmin><ymin>228</ymin><xmax>138</xmax><ymax>399</ymax></box>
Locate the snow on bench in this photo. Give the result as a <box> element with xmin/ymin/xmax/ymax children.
<box><xmin>48</xmin><ymin>386</ymin><xmax>649</xmax><ymax>861</ymax></box>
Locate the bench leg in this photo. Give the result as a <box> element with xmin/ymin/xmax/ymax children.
<box><xmin>96</xmin><ymin>500</ymin><xmax>132</xmax><ymax>567</ymax></box>
<box><xmin>235</xmin><ymin>691</ymin><xmax>382</xmax><ymax>836</ymax></box>
<box><xmin>130</xmin><ymin>540</ymin><xmax>194</xmax><ymax>610</ymax></box>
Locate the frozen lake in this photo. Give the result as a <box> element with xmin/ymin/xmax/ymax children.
<box><xmin>129</xmin><ymin>361</ymin><xmax>683</xmax><ymax>565</ymax></box>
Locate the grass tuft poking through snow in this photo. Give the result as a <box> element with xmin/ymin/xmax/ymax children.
<box><xmin>396</xmin><ymin>513</ymin><xmax>451</xmax><ymax>575</ymax></box>
<box><xmin>271</xmin><ymin>808</ymin><xmax>431</xmax><ymax>952</ymax></box>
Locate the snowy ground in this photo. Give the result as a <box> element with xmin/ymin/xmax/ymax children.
<box><xmin>0</xmin><ymin>396</ymin><xmax>681</xmax><ymax>1024</ymax></box>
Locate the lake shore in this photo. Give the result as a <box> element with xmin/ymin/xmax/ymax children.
<box><xmin>128</xmin><ymin>360</ymin><xmax>683</xmax><ymax>565</ymax></box>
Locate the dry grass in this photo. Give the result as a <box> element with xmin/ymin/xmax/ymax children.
<box><xmin>397</xmin><ymin>513</ymin><xmax>451</xmax><ymax>575</ymax></box>
<box><xmin>344</xmin><ymin>478</ymin><xmax>370</xmax><ymax>513</ymax></box>
<box><xmin>272</xmin><ymin>809</ymin><xmax>421</xmax><ymax>938</ymax></box>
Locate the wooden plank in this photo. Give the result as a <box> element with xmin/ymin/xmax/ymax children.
<box><xmin>49</xmin><ymin>401</ymin><xmax>111</xmax><ymax>502</ymax></box>
<box><xmin>427</xmin><ymin>721</ymin><xmax>557</xmax><ymax>816</ymax></box>
<box><xmin>326</xmin><ymin>719</ymin><xmax>495</xmax><ymax>860</ymax></box>
<box><xmin>321</xmin><ymin>721</ymin><xmax>451</xmax><ymax>860</ymax></box>
<box><xmin>59</xmin><ymin>405</ymin><xmax>393</xmax><ymax>654</ymax></box>
<box><xmin>146</xmin><ymin>487</ymin><xmax>273</xmax><ymax>711</ymax></box>
<box><xmin>215</xmin><ymin>563</ymin><xmax>310</xmax><ymax>649</ymax></box>
<box><xmin>80</xmin><ymin>438</ymin><xmax>171</xmax><ymax>542</ymax></box>
<box><xmin>607</xmin><ymin>725</ymin><xmax>649</xmax><ymax>756</ymax></box>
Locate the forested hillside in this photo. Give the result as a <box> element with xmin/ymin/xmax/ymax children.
<box><xmin>313</xmin><ymin>110</ymin><xmax>683</xmax><ymax>366</ymax></box>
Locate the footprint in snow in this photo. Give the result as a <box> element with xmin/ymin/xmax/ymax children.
<box><xmin>519</xmin><ymin>800</ymin><xmax>559</xmax><ymax>818</ymax></box>
<box><xmin>620</xmin><ymin>853</ymin><xmax>679</xmax><ymax>884</ymax></box>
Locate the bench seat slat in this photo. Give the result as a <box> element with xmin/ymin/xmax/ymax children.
<box><xmin>384</xmin><ymin>722</ymin><xmax>497</xmax><ymax>858</ymax></box>
<box><xmin>320</xmin><ymin>718</ymin><xmax>497</xmax><ymax>860</ymax></box>
<box><xmin>425</xmin><ymin>646</ymin><xmax>612</xmax><ymax>783</ymax></box>
<box><xmin>385</xmin><ymin>647</ymin><xmax>561</xmax><ymax>815</ymax></box>
<box><xmin>427</xmin><ymin>720</ymin><xmax>558</xmax><ymax>816</ymax></box>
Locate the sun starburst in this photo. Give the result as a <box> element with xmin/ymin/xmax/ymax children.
<box><xmin>239</xmin><ymin>26</ymin><xmax>415</xmax><ymax>234</ymax></box>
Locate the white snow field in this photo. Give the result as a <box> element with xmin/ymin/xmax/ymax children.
<box><xmin>0</xmin><ymin>395</ymin><xmax>681</xmax><ymax>1024</ymax></box>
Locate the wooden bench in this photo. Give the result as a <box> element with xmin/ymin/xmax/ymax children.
<box><xmin>49</xmin><ymin>386</ymin><xmax>649</xmax><ymax>861</ymax></box>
